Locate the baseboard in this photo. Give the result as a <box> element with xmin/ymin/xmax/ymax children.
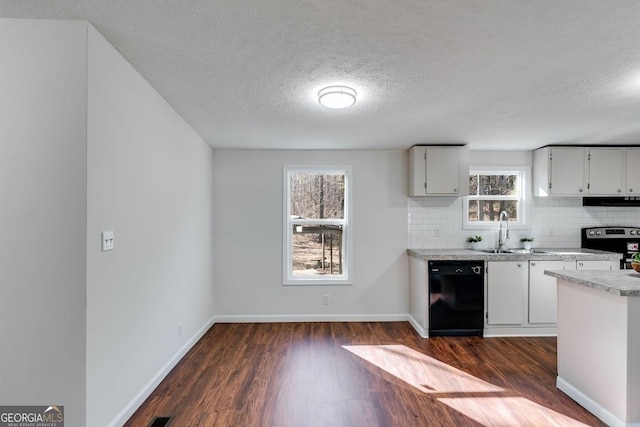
<box><xmin>557</xmin><ymin>376</ymin><xmax>638</xmax><ymax>427</ymax></box>
<box><xmin>407</xmin><ymin>315</ymin><xmax>428</xmax><ymax>338</ymax></box>
<box><xmin>484</xmin><ymin>326</ymin><xmax>557</xmax><ymax>337</ymax></box>
<box><xmin>213</xmin><ymin>314</ymin><xmax>410</xmax><ymax>323</ymax></box>
<box><xmin>108</xmin><ymin>314</ymin><xmax>216</xmax><ymax>427</ymax></box>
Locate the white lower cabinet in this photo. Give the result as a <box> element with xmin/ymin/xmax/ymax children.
<box><xmin>487</xmin><ymin>261</ymin><xmax>527</xmax><ymax>325</ymax></box>
<box><xmin>487</xmin><ymin>258</ymin><xmax>616</xmax><ymax>335</ymax></box>
<box><xmin>529</xmin><ymin>260</ymin><xmax>564</xmax><ymax>324</ymax></box>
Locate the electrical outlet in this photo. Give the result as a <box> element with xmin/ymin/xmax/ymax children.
<box><xmin>178</xmin><ymin>322</ymin><xmax>183</xmax><ymax>337</ymax></box>
<box><xmin>323</xmin><ymin>294</ymin><xmax>330</xmax><ymax>305</ymax></box>
<box><xmin>548</xmin><ymin>227</ymin><xmax>555</xmax><ymax>237</ymax></box>
<box><xmin>434</xmin><ymin>228</ymin><xmax>441</xmax><ymax>237</ymax></box>
<box><xmin>101</xmin><ymin>231</ymin><xmax>114</xmax><ymax>251</ymax></box>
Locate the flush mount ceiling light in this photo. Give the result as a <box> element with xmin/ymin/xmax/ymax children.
<box><xmin>318</xmin><ymin>85</ymin><xmax>357</xmax><ymax>109</ymax></box>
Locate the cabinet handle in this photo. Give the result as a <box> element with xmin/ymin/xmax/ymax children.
<box><xmin>617</xmin><ymin>189</ymin><xmax>622</xmax><ymax>193</ymax></box>
<box><xmin>578</xmin><ymin>188</ymin><xmax>583</xmax><ymax>193</ymax></box>
<box><xmin>531</xmin><ymin>262</ymin><xmax>536</xmax><ymax>266</ymax></box>
<box><xmin>630</xmin><ymin>189</ymin><xmax>634</xmax><ymax>193</ymax></box>
<box><xmin>578</xmin><ymin>262</ymin><xmax>584</xmax><ymax>267</ymax></box>
<box><xmin>453</xmin><ymin>188</ymin><xmax>457</xmax><ymax>192</ymax></box>
<box><xmin>517</xmin><ymin>263</ymin><xmax>522</xmax><ymax>268</ymax></box>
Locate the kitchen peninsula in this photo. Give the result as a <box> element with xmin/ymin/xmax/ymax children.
<box><xmin>545</xmin><ymin>269</ymin><xmax>640</xmax><ymax>427</ymax></box>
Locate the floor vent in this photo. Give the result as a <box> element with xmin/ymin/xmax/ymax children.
<box><xmin>148</xmin><ymin>417</ymin><xmax>171</xmax><ymax>427</ymax></box>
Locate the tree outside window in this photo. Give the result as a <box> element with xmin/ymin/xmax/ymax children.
<box><xmin>466</xmin><ymin>170</ymin><xmax>525</xmax><ymax>227</ymax></box>
<box><xmin>284</xmin><ymin>168</ymin><xmax>352</xmax><ymax>284</ymax></box>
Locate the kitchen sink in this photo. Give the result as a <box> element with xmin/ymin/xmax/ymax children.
<box><xmin>476</xmin><ymin>248</ymin><xmax>552</xmax><ymax>255</ymax></box>
<box><xmin>508</xmin><ymin>249</ymin><xmax>550</xmax><ymax>254</ymax></box>
<box><xmin>478</xmin><ymin>248</ymin><xmax>587</xmax><ymax>256</ymax></box>
<box><xmin>477</xmin><ymin>249</ymin><xmax>515</xmax><ymax>254</ymax></box>
<box><xmin>536</xmin><ymin>251</ymin><xmax>585</xmax><ymax>255</ymax></box>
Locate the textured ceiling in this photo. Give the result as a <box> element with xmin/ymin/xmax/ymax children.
<box><xmin>3</xmin><ymin>0</ymin><xmax>640</xmax><ymax>150</ymax></box>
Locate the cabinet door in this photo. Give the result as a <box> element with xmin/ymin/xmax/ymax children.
<box><xmin>626</xmin><ymin>148</ymin><xmax>640</xmax><ymax>195</ymax></box>
<box><xmin>589</xmin><ymin>148</ymin><xmax>625</xmax><ymax>195</ymax></box>
<box><xmin>529</xmin><ymin>260</ymin><xmax>564</xmax><ymax>324</ymax></box>
<box><xmin>576</xmin><ymin>260</ymin><xmax>612</xmax><ymax>270</ymax></box>
<box><xmin>487</xmin><ymin>261</ymin><xmax>527</xmax><ymax>325</ymax></box>
<box><xmin>426</xmin><ymin>147</ymin><xmax>461</xmax><ymax>195</ymax></box>
<box><xmin>408</xmin><ymin>146</ymin><xmax>427</xmax><ymax>196</ymax></box>
<box><xmin>549</xmin><ymin>148</ymin><xmax>588</xmax><ymax>195</ymax></box>
<box><xmin>409</xmin><ymin>146</ymin><xmax>469</xmax><ymax>196</ymax></box>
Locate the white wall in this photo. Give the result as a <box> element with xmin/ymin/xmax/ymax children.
<box><xmin>213</xmin><ymin>150</ymin><xmax>408</xmax><ymax>320</ymax></box>
<box><xmin>409</xmin><ymin>150</ymin><xmax>640</xmax><ymax>249</ymax></box>
<box><xmin>0</xmin><ymin>19</ymin><xmax>88</xmax><ymax>427</ymax></box>
<box><xmin>86</xmin><ymin>26</ymin><xmax>215</xmax><ymax>426</ymax></box>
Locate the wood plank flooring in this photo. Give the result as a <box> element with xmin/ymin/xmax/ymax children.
<box><xmin>125</xmin><ymin>322</ymin><xmax>605</xmax><ymax>427</ymax></box>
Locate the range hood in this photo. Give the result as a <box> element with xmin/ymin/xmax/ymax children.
<box><xmin>583</xmin><ymin>197</ymin><xmax>640</xmax><ymax>207</ymax></box>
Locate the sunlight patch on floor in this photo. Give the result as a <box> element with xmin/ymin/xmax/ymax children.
<box><xmin>343</xmin><ymin>344</ymin><xmax>590</xmax><ymax>427</ymax></box>
<box><xmin>439</xmin><ymin>397</ymin><xmax>591</xmax><ymax>427</ymax></box>
<box><xmin>342</xmin><ymin>344</ymin><xmax>502</xmax><ymax>394</ymax></box>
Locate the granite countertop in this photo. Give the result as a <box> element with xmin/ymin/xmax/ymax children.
<box><xmin>545</xmin><ymin>269</ymin><xmax>640</xmax><ymax>297</ymax></box>
<box><xmin>407</xmin><ymin>248</ymin><xmax>622</xmax><ymax>262</ymax></box>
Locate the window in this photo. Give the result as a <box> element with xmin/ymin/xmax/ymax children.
<box><xmin>464</xmin><ymin>168</ymin><xmax>527</xmax><ymax>229</ymax></box>
<box><xmin>283</xmin><ymin>167</ymin><xmax>352</xmax><ymax>285</ymax></box>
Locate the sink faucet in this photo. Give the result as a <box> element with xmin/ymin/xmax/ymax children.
<box><xmin>497</xmin><ymin>210</ymin><xmax>510</xmax><ymax>250</ymax></box>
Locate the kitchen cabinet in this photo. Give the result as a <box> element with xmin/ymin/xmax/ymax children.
<box><xmin>588</xmin><ymin>148</ymin><xmax>625</xmax><ymax>195</ymax></box>
<box><xmin>626</xmin><ymin>148</ymin><xmax>640</xmax><ymax>194</ymax></box>
<box><xmin>487</xmin><ymin>261</ymin><xmax>527</xmax><ymax>325</ymax></box>
<box><xmin>533</xmin><ymin>147</ymin><xmax>588</xmax><ymax>196</ymax></box>
<box><xmin>408</xmin><ymin>146</ymin><xmax>469</xmax><ymax>196</ymax></box>
<box><xmin>534</xmin><ymin>146</ymin><xmax>640</xmax><ymax>197</ymax></box>
<box><xmin>529</xmin><ymin>260</ymin><xmax>564</xmax><ymax>324</ymax></box>
<box><xmin>408</xmin><ymin>256</ymin><xmax>428</xmax><ymax>337</ymax></box>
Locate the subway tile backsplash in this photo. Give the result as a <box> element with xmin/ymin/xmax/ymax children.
<box><xmin>408</xmin><ymin>196</ymin><xmax>640</xmax><ymax>249</ymax></box>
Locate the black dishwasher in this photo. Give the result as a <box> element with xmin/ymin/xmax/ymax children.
<box><xmin>428</xmin><ymin>261</ymin><xmax>484</xmax><ymax>337</ymax></box>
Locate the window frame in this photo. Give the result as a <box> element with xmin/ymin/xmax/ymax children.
<box><xmin>283</xmin><ymin>166</ymin><xmax>353</xmax><ymax>285</ymax></box>
<box><xmin>463</xmin><ymin>166</ymin><xmax>529</xmax><ymax>230</ymax></box>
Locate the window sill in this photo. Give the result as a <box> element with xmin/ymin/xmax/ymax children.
<box><xmin>283</xmin><ymin>278</ymin><xmax>353</xmax><ymax>286</ymax></box>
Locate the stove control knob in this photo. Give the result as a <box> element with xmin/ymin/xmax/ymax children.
<box><xmin>631</xmin><ymin>230</ymin><xmax>637</xmax><ymax>235</ymax></box>
<box><xmin>596</xmin><ymin>230</ymin><xmax>602</xmax><ymax>235</ymax></box>
<box><xmin>588</xmin><ymin>230</ymin><xmax>595</xmax><ymax>236</ymax></box>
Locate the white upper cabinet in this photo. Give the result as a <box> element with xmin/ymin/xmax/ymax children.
<box><xmin>408</xmin><ymin>146</ymin><xmax>469</xmax><ymax>196</ymax></box>
<box><xmin>533</xmin><ymin>147</ymin><xmax>588</xmax><ymax>196</ymax></box>
<box><xmin>533</xmin><ymin>146</ymin><xmax>639</xmax><ymax>197</ymax></box>
<box><xmin>588</xmin><ymin>148</ymin><xmax>625</xmax><ymax>195</ymax></box>
<box><xmin>626</xmin><ymin>148</ymin><xmax>640</xmax><ymax>195</ymax></box>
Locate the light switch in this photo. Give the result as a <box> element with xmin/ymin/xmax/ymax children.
<box><xmin>101</xmin><ymin>231</ymin><xmax>114</xmax><ymax>252</ymax></box>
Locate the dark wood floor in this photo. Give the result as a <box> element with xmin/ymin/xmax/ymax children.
<box><xmin>125</xmin><ymin>322</ymin><xmax>605</xmax><ymax>427</ymax></box>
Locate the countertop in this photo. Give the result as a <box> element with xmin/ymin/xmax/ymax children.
<box><xmin>544</xmin><ymin>269</ymin><xmax>640</xmax><ymax>297</ymax></box>
<box><xmin>407</xmin><ymin>248</ymin><xmax>622</xmax><ymax>262</ymax></box>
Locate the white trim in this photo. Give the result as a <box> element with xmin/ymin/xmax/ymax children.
<box><xmin>483</xmin><ymin>326</ymin><xmax>557</xmax><ymax>337</ymax></box>
<box><xmin>283</xmin><ymin>166</ymin><xmax>353</xmax><ymax>285</ymax></box>
<box><xmin>407</xmin><ymin>314</ymin><xmax>428</xmax><ymax>338</ymax></box>
<box><xmin>214</xmin><ymin>314</ymin><xmax>410</xmax><ymax>323</ymax></box>
<box><xmin>556</xmin><ymin>376</ymin><xmax>639</xmax><ymax>427</ymax></box>
<box><xmin>107</xmin><ymin>315</ymin><xmax>216</xmax><ymax>427</ymax></box>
